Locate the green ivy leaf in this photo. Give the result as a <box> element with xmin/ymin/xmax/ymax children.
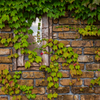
<box><xmin>47</xmin><ymin>77</ymin><xmax>52</xmax><ymax>82</ymax></box>
<box><xmin>57</xmin><ymin>72</ymin><xmax>63</xmax><ymax>78</ymax></box>
<box><xmin>47</xmin><ymin>93</ymin><xmax>53</xmax><ymax>100</ymax></box>
<box><xmin>52</xmin><ymin>45</ymin><xmax>58</xmax><ymax>51</ymax></box>
<box><xmin>28</xmin><ymin>29</ymin><xmax>33</xmax><ymax>35</ymax></box>
<box><xmin>25</xmin><ymin>61</ymin><xmax>31</xmax><ymax>69</ymax></box>
<box><xmin>48</xmin><ymin>82</ymin><xmax>54</xmax><ymax>88</ymax></box>
<box><xmin>58</xmin><ymin>43</ymin><xmax>64</xmax><ymax>49</ymax></box>
<box><xmin>1</xmin><ymin>38</ymin><xmax>6</xmax><ymax>44</ymax></box>
<box><xmin>53</xmin><ymin>92</ymin><xmax>58</xmax><ymax>98</ymax></box>
<box><xmin>53</xmin><ymin>77</ymin><xmax>58</xmax><ymax>82</ymax></box>
<box><xmin>54</xmin><ymin>83</ymin><xmax>59</xmax><ymax>88</ymax></box>
<box><xmin>35</xmin><ymin>56</ymin><xmax>42</xmax><ymax>63</ymax></box>
<box><xmin>54</xmin><ymin>39</ymin><xmax>58</xmax><ymax>45</ymax></box>
<box><xmin>69</xmin><ymin>64</ymin><xmax>74</xmax><ymax>70</ymax></box>
<box><xmin>51</xmin><ymin>72</ymin><xmax>56</xmax><ymax>77</ymax></box>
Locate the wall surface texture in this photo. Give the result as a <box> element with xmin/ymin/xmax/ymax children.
<box><xmin>0</xmin><ymin>11</ymin><xmax>100</xmax><ymax>100</ymax></box>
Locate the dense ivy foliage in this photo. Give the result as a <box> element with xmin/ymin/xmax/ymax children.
<box><xmin>0</xmin><ymin>0</ymin><xmax>100</xmax><ymax>99</ymax></box>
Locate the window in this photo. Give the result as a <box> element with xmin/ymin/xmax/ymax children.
<box><xmin>13</xmin><ymin>14</ymin><xmax>52</xmax><ymax>70</ymax></box>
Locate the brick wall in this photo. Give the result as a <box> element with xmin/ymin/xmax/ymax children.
<box><xmin>0</xmin><ymin>11</ymin><xmax>100</xmax><ymax>100</ymax></box>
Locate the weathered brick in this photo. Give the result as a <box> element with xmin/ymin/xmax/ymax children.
<box><xmin>73</xmin><ymin>48</ymin><xmax>82</xmax><ymax>54</ymax></box>
<box><xmin>53</xmin><ymin>19</ymin><xmax>58</xmax><ymax>24</ymax></box>
<box><xmin>0</xmin><ymin>49</ymin><xmax>11</xmax><ymax>55</ymax></box>
<box><xmin>10</xmin><ymin>95</ymin><xmax>28</xmax><ymax>100</ymax></box>
<box><xmin>81</xmin><ymin>95</ymin><xmax>100</xmax><ymax>100</ymax></box>
<box><xmin>95</xmin><ymin>71</ymin><xmax>100</xmax><ymax>77</ymax></box>
<box><xmin>71</xmin><ymin>87</ymin><xmax>94</xmax><ymax>93</ymax></box>
<box><xmin>94</xmin><ymin>40</ymin><xmax>100</xmax><ymax>46</ymax></box>
<box><xmin>34</xmin><ymin>95</ymin><xmax>48</xmax><ymax>100</ymax></box>
<box><xmin>0</xmin><ymin>97</ymin><xmax>8</xmax><ymax>100</ymax></box>
<box><xmin>72</xmin><ymin>40</ymin><xmax>93</xmax><ymax>47</ymax></box>
<box><xmin>35</xmin><ymin>79</ymin><xmax>48</xmax><ymax>86</ymax></box>
<box><xmin>78</xmin><ymin>55</ymin><xmax>93</xmax><ymax>62</ymax></box>
<box><xmin>31</xmin><ymin>87</ymin><xmax>45</xmax><ymax>94</ymax></box>
<box><xmin>53</xmin><ymin>25</ymin><xmax>69</xmax><ymax>31</ymax></box>
<box><xmin>86</xmin><ymin>64</ymin><xmax>100</xmax><ymax>70</ymax></box>
<box><xmin>60</xmin><ymin>71</ymin><xmax>69</xmax><ymax>78</ymax></box>
<box><xmin>95</xmin><ymin>87</ymin><xmax>100</xmax><ymax>94</ymax></box>
<box><xmin>53</xmin><ymin>33</ymin><xmax>57</xmax><ymax>39</ymax></box>
<box><xmin>47</xmin><ymin>87</ymin><xmax>70</xmax><ymax>93</ymax></box>
<box><xmin>17</xmin><ymin>80</ymin><xmax>34</xmax><ymax>86</ymax></box>
<box><xmin>0</xmin><ymin>64</ymin><xmax>12</xmax><ymax>70</ymax></box>
<box><xmin>57</xmin><ymin>95</ymin><xmax>74</xmax><ymax>100</ymax></box>
<box><xmin>82</xmin><ymin>36</ymin><xmax>100</xmax><ymax>39</ymax></box>
<box><xmin>84</xmin><ymin>79</ymin><xmax>91</xmax><ymax>86</ymax></box>
<box><xmin>0</xmin><ymin>57</ymin><xmax>12</xmax><ymax>63</ymax></box>
<box><xmin>58</xmin><ymin>58</ymin><xmax>65</xmax><ymax>62</ymax></box>
<box><xmin>59</xmin><ymin>18</ymin><xmax>81</xmax><ymax>24</ymax></box>
<box><xmin>60</xmin><ymin>79</ymin><xmax>82</xmax><ymax>86</ymax></box>
<box><xmin>58</xmin><ymin>32</ymin><xmax>80</xmax><ymax>39</ymax></box>
<box><xmin>22</xmin><ymin>71</ymin><xmax>45</xmax><ymax>78</ymax></box>
<box><xmin>73</xmin><ymin>71</ymin><xmax>94</xmax><ymax>78</ymax></box>
<box><xmin>59</xmin><ymin>40</ymin><xmax>70</xmax><ymax>47</ymax></box>
<box><xmin>1</xmin><ymin>25</ymin><xmax>11</xmax><ymax>32</ymax></box>
<box><xmin>62</xmin><ymin>63</ymin><xmax>84</xmax><ymax>70</ymax></box>
<box><xmin>84</xmin><ymin>48</ymin><xmax>98</xmax><ymax>54</ymax></box>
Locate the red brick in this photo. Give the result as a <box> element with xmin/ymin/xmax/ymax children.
<box><xmin>94</xmin><ymin>40</ymin><xmax>100</xmax><ymax>46</ymax></box>
<box><xmin>0</xmin><ymin>57</ymin><xmax>12</xmax><ymax>63</ymax></box>
<box><xmin>84</xmin><ymin>79</ymin><xmax>91</xmax><ymax>86</ymax></box>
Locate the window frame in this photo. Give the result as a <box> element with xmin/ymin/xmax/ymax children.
<box><xmin>13</xmin><ymin>14</ymin><xmax>53</xmax><ymax>70</ymax></box>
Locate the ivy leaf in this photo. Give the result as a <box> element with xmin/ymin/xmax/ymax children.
<box><xmin>66</xmin><ymin>58</ymin><xmax>72</xmax><ymax>64</ymax></box>
<box><xmin>14</xmin><ymin>43</ymin><xmax>21</xmax><ymax>50</ymax></box>
<box><xmin>54</xmin><ymin>39</ymin><xmax>58</xmax><ymax>45</ymax></box>
<box><xmin>69</xmin><ymin>64</ymin><xmax>74</xmax><ymax>70</ymax></box>
<box><xmin>53</xmin><ymin>92</ymin><xmax>58</xmax><ymax>98</ymax></box>
<box><xmin>35</xmin><ymin>56</ymin><xmax>42</xmax><ymax>63</ymax></box>
<box><xmin>48</xmin><ymin>42</ymin><xmax>53</xmax><ymax>47</ymax></box>
<box><xmin>29</xmin><ymin>58</ymin><xmax>34</xmax><ymax>63</ymax></box>
<box><xmin>53</xmin><ymin>77</ymin><xmax>58</xmax><ymax>82</ymax></box>
<box><xmin>98</xmin><ymin>14</ymin><xmax>100</xmax><ymax>21</ymax></box>
<box><xmin>52</xmin><ymin>45</ymin><xmax>58</xmax><ymax>51</ymax></box>
<box><xmin>62</xmin><ymin>47</ymin><xmax>67</xmax><ymax>52</ymax></box>
<box><xmin>15</xmin><ymin>89</ymin><xmax>20</xmax><ymax>94</ymax></box>
<box><xmin>28</xmin><ymin>29</ymin><xmax>33</xmax><ymax>35</ymax></box>
<box><xmin>75</xmin><ymin>65</ymin><xmax>80</xmax><ymax>70</ymax></box>
<box><xmin>31</xmin><ymin>94</ymin><xmax>36</xmax><ymax>99</ymax></box>
<box><xmin>1</xmin><ymin>38</ymin><xmax>6</xmax><ymax>44</ymax></box>
<box><xmin>25</xmin><ymin>61</ymin><xmax>31</xmax><ymax>69</ymax></box>
<box><xmin>7</xmin><ymin>38</ymin><xmax>11</xmax><ymax>43</ymax></box>
<box><xmin>74</xmin><ymin>53</ymin><xmax>78</xmax><ymax>58</ymax></box>
<box><xmin>14</xmin><ymin>53</ymin><xmax>19</xmax><ymax>58</ymax></box>
<box><xmin>51</xmin><ymin>72</ymin><xmax>56</xmax><ymax>77</ymax></box>
<box><xmin>54</xmin><ymin>83</ymin><xmax>59</xmax><ymax>88</ymax></box>
<box><xmin>57</xmin><ymin>72</ymin><xmax>63</xmax><ymax>78</ymax></box>
<box><xmin>48</xmin><ymin>82</ymin><xmax>54</xmax><ymax>88</ymax></box>
<box><xmin>68</xmin><ymin>47</ymin><xmax>73</xmax><ymax>52</ymax></box>
<box><xmin>47</xmin><ymin>77</ymin><xmax>52</xmax><ymax>82</ymax></box>
<box><xmin>46</xmin><ymin>68</ymin><xmax>51</xmax><ymax>73</ymax></box>
<box><xmin>6</xmin><ymin>74</ymin><xmax>12</xmax><ymax>81</ymax></box>
<box><xmin>47</xmin><ymin>93</ymin><xmax>53</xmax><ymax>100</ymax></box>
<box><xmin>56</xmin><ymin>49</ymin><xmax>62</xmax><ymax>55</ymax></box>
<box><xmin>3</xmin><ymin>69</ymin><xmax>9</xmax><ymax>75</ymax></box>
<box><xmin>58</xmin><ymin>43</ymin><xmax>64</xmax><ymax>49</ymax></box>
<box><xmin>90</xmin><ymin>79</ymin><xmax>95</xmax><ymax>85</ymax></box>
